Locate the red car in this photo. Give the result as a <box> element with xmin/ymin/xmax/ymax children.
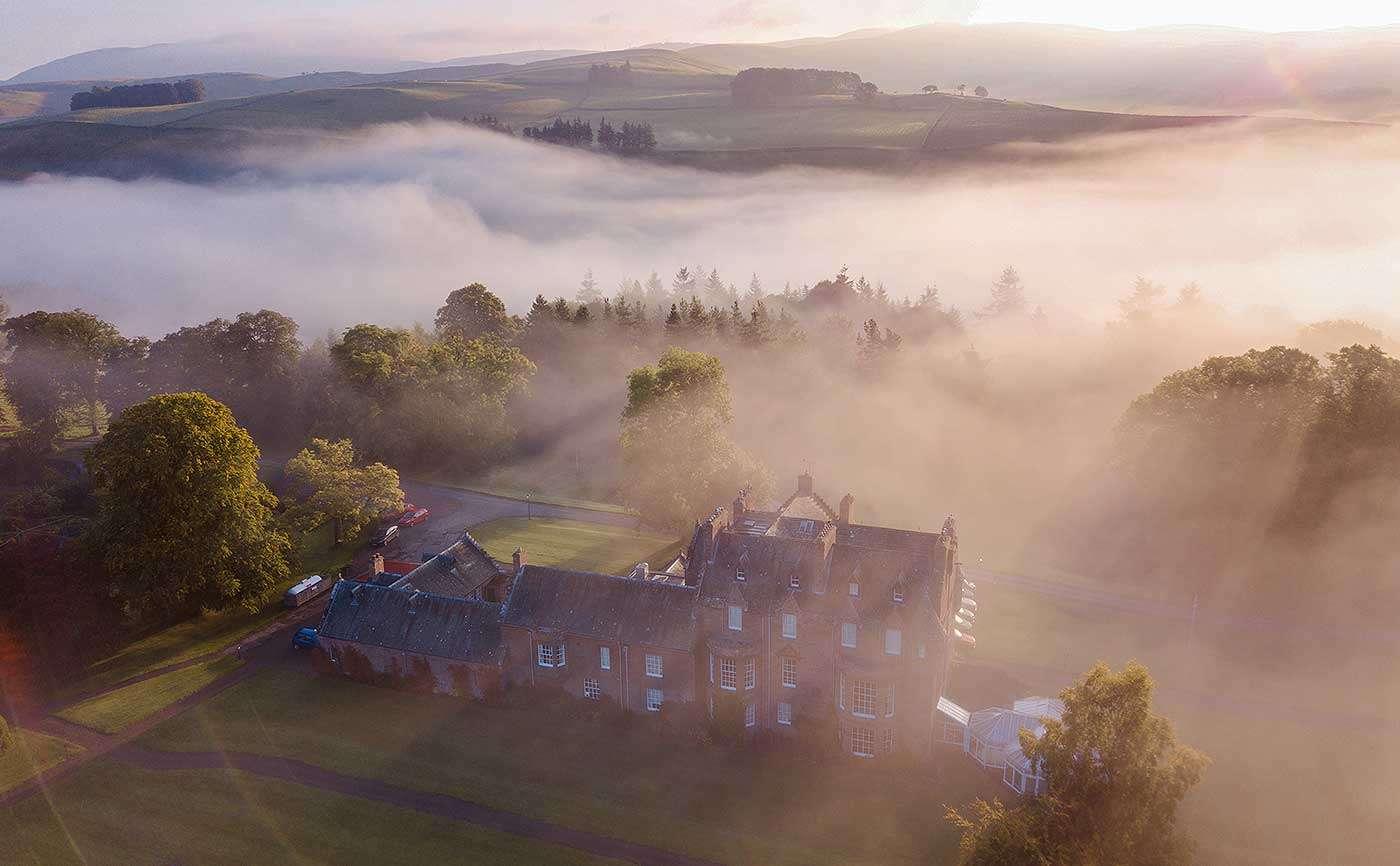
<box><xmin>398</xmin><ymin>507</ymin><xmax>430</xmax><ymax>526</ymax></box>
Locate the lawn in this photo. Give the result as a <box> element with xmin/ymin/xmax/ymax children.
<box><xmin>469</xmin><ymin>517</ymin><xmax>680</xmax><ymax>575</ymax></box>
<box><xmin>0</xmin><ymin>758</ymin><xmax>626</xmax><ymax>866</ymax></box>
<box><xmin>56</xmin><ymin>656</ymin><xmax>244</xmax><ymax>734</ymax></box>
<box><xmin>142</xmin><ymin>669</ymin><xmax>997</xmax><ymax>866</ymax></box>
<box><xmin>950</xmin><ymin>575</ymin><xmax>1400</xmax><ymax>866</ymax></box>
<box><xmin>60</xmin><ymin>520</ymin><xmax>354</xmax><ymax>700</ymax></box>
<box><xmin>0</xmin><ymin>729</ymin><xmax>84</xmax><ymax>793</ymax></box>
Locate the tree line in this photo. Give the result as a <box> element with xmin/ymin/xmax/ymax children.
<box><xmin>70</xmin><ymin>79</ymin><xmax>205</xmax><ymax>111</ymax></box>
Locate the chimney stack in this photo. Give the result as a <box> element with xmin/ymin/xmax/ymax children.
<box><xmin>512</xmin><ymin>548</ymin><xmax>526</xmax><ymax>571</ymax></box>
<box><xmin>732</xmin><ymin>490</ymin><xmax>746</xmax><ymax>522</ymax></box>
<box><xmin>797</xmin><ymin>471</ymin><xmax>814</xmax><ymax>496</ymax></box>
<box><xmin>631</xmin><ymin>562</ymin><xmax>649</xmax><ymax>580</ymax></box>
<box><xmin>839</xmin><ymin>493</ymin><xmax>855</xmax><ymax>527</ymax></box>
<box><xmin>372</xmin><ymin>553</ymin><xmax>385</xmax><ymax>576</ymax></box>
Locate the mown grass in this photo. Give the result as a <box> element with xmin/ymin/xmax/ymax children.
<box><xmin>56</xmin><ymin>656</ymin><xmax>243</xmax><ymax>734</ymax></box>
<box><xmin>0</xmin><ymin>729</ymin><xmax>84</xmax><ymax>793</ymax></box>
<box><xmin>469</xmin><ymin>517</ymin><xmax>679</xmax><ymax>574</ymax></box>
<box><xmin>60</xmin><ymin>520</ymin><xmax>353</xmax><ymax>700</ymax></box>
<box><xmin>142</xmin><ymin>669</ymin><xmax>996</xmax><ymax>866</ymax></box>
<box><xmin>0</xmin><ymin>759</ymin><xmax>626</xmax><ymax>866</ymax></box>
<box><xmin>422</xmin><ymin>476</ymin><xmax>635</xmax><ymax>515</ymax></box>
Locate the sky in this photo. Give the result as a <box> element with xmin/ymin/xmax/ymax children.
<box><xmin>3</xmin><ymin>1</ymin><xmax>1400</xmax><ymax>79</ymax></box>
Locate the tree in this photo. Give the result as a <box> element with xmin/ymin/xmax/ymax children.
<box><xmin>856</xmin><ymin>319</ymin><xmax>902</xmax><ymax>368</ymax></box>
<box><xmin>957</xmin><ymin>83</ymin><xmax>968</xmax><ymax>96</ymax></box>
<box><xmin>1117</xmin><ymin>276</ymin><xmax>1166</xmax><ymax>325</ymax></box>
<box><xmin>620</xmin><ymin>348</ymin><xmax>771</xmax><ymax>528</ymax></box>
<box><xmin>975</xmin><ymin>85</ymin><xmax>989</xmax><ymax>97</ymax></box>
<box><xmin>948</xmin><ymin>662</ymin><xmax>1208</xmax><ymax>866</ymax></box>
<box><xmin>1</xmin><ymin>309</ymin><xmax>137</xmax><ymax>448</ymax></box>
<box><xmin>979</xmin><ymin>267</ymin><xmax>1028</xmax><ymax>319</ymax></box>
<box><xmin>435</xmin><ymin>283</ymin><xmax>514</xmax><ymax>342</ymax></box>
<box><xmin>86</xmin><ymin>393</ymin><xmax>290</xmax><ymax>622</ymax></box>
<box><xmin>283</xmin><ymin>438</ymin><xmax>404</xmax><ymax>546</ymax></box>
<box><xmin>923</xmin><ymin>84</ymin><xmax>939</xmax><ymax>93</ymax></box>
<box><xmin>577</xmin><ymin>269</ymin><xmax>601</xmax><ymax>304</ymax></box>
<box><xmin>0</xmin><ymin>711</ymin><xmax>13</xmax><ymax>755</ymax></box>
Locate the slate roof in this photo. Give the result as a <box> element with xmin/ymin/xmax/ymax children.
<box><xmin>391</xmin><ymin>532</ymin><xmax>502</xmax><ymax>598</ymax></box>
<box><xmin>319</xmin><ymin>580</ymin><xmax>503</xmax><ymax>664</ymax></box>
<box><xmin>500</xmin><ymin>565</ymin><xmax>698</xmax><ymax>652</ymax></box>
<box><xmin>700</xmin><ymin>532</ymin><xmax>829</xmax><ymax>612</ymax></box>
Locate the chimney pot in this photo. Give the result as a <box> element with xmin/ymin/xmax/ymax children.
<box><xmin>372</xmin><ymin>553</ymin><xmax>385</xmax><ymax>575</ymax></box>
<box><xmin>512</xmin><ymin>548</ymin><xmax>526</xmax><ymax>571</ymax></box>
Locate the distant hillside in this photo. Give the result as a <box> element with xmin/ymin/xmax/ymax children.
<box><xmin>683</xmin><ymin>24</ymin><xmax>1400</xmax><ymax>120</ymax></box>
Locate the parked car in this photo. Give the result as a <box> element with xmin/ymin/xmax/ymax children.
<box><xmin>398</xmin><ymin>507</ymin><xmax>430</xmax><ymax>526</ymax></box>
<box><xmin>371</xmin><ymin>524</ymin><xmax>400</xmax><ymax>547</ymax></box>
<box><xmin>283</xmin><ymin>574</ymin><xmax>329</xmax><ymax>608</ymax></box>
<box><xmin>291</xmin><ymin>627</ymin><xmax>319</xmax><ymax>650</ymax></box>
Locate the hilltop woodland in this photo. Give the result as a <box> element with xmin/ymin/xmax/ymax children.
<box><xmin>70</xmin><ymin>79</ymin><xmax>205</xmax><ymax>111</ymax></box>
<box><xmin>3</xmin><ymin>266</ymin><xmax>1400</xmax><ymax>682</ymax></box>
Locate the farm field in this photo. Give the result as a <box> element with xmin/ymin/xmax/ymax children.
<box><xmin>467</xmin><ymin>517</ymin><xmax>679</xmax><ymax>574</ymax></box>
<box><xmin>0</xmin><ymin>729</ymin><xmax>84</xmax><ymax>794</ymax></box>
<box><xmin>0</xmin><ymin>759</ymin><xmax>625</xmax><ymax>866</ymax></box>
<box><xmin>141</xmin><ymin>668</ymin><xmax>998</xmax><ymax>866</ymax></box>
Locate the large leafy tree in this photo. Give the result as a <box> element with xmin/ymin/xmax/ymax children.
<box><xmin>620</xmin><ymin>348</ymin><xmax>771</xmax><ymax>528</ymax></box>
<box><xmin>1</xmin><ymin>309</ymin><xmax>141</xmax><ymax>448</ymax></box>
<box><xmin>948</xmin><ymin>662</ymin><xmax>1208</xmax><ymax>866</ymax></box>
<box><xmin>86</xmin><ymin>392</ymin><xmax>290</xmax><ymax>621</ymax></box>
<box><xmin>434</xmin><ymin>283</ymin><xmax>515</xmax><ymax>342</ymax></box>
<box><xmin>283</xmin><ymin>438</ymin><xmax>404</xmax><ymax>545</ymax></box>
<box><xmin>143</xmin><ymin>309</ymin><xmax>302</xmax><ymax>443</ymax></box>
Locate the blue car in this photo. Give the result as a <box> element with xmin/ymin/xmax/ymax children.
<box><xmin>291</xmin><ymin>627</ymin><xmax>319</xmax><ymax>650</ymax></box>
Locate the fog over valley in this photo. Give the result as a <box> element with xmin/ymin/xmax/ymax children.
<box><xmin>3</xmin><ymin>120</ymin><xmax>1399</xmax><ymax>336</ymax></box>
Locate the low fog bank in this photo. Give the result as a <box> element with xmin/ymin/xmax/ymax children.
<box><xmin>2</xmin><ymin>120</ymin><xmax>1399</xmax><ymax>336</ymax></box>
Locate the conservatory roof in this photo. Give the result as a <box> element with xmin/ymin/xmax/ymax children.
<box><xmin>937</xmin><ymin>696</ymin><xmax>970</xmax><ymax>726</ymax></box>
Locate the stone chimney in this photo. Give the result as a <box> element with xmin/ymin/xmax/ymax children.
<box><xmin>839</xmin><ymin>493</ymin><xmax>855</xmax><ymax>527</ymax></box>
<box><xmin>797</xmin><ymin>471</ymin><xmax>814</xmax><ymax>496</ymax></box>
<box><xmin>372</xmin><ymin>553</ymin><xmax>385</xmax><ymax>576</ymax></box>
<box><xmin>732</xmin><ymin>490</ymin><xmax>746</xmax><ymax>522</ymax></box>
<box><xmin>512</xmin><ymin>548</ymin><xmax>526</xmax><ymax>572</ymax></box>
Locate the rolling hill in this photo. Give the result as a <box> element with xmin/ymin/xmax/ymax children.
<box><xmin>0</xmin><ymin>45</ymin><xmax>1359</xmax><ymax>181</ymax></box>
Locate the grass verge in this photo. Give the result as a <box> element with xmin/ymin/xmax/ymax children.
<box><xmin>60</xmin><ymin>521</ymin><xmax>354</xmax><ymax>700</ymax></box>
<box><xmin>417</xmin><ymin>477</ymin><xmax>635</xmax><ymax>515</ymax></box>
<box><xmin>0</xmin><ymin>729</ymin><xmax>84</xmax><ymax>793</ymax></box>
<box><xmin>142</xmin><ymin>669</ymin><xmax>996</xmax><ymax>866</ymax></box>
<box><xmin>56</xmin><ymin>656</ymin><xmax>244</xmax><ymax>735</ymax></box>
<box><xmin>468</xmin><ymin>517</ymin><xmax>680</xmax><ymax>574</ymax></box>
<box><xmin>0</xmin><ymin>758</ymin><xmax>626</xmax><ymax>866</ymax></box>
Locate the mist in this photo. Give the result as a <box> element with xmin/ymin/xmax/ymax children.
<box><xmin>3</xmin><ymin>119</ymin><xmax>1399</xmax><ymax>338</ymax></box>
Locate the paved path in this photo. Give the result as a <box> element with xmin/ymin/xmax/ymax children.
<box><xmin>112</xmin><ymin>744</ymin><xmax>723</xmax><ymax>866</ymax></box>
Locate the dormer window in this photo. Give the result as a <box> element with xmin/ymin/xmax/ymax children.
<box><xmin>736</xmin><ymin>570</ymin><xmax>746</xmax><ymax>582</ymax></box>
<box><xmin>848</xmin><ymin>581</ymin><xmax>860</xmax><ymax>597</ymax></box>
<box><xmin>789</xmin><ymin>574</ymin><xmax>800</xmax><ymax>589</ymax></box>
<box><xmin>893</xmin><ymin>587</ymin><xmax>905</xmax><ymax>604</ymax></box>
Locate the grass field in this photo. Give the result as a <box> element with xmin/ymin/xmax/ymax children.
<box><xmin>0</xmin><ymin>729</ymin><xmax>84</xmax><ymax>793</ymax></box>
<box><xmin>0</xmin><ymin>759</ymin><xmax>626</xmax><ymax>866</ymax></box>
<box><xmin>468</xmin><ymin>517</ymin><xmax>679</xmax><ymax>574</ymax></box>
<box><xmin>142</xmin><ymin>669</ymin><xmax>996</xmax><ymax>866</ymax></box>
<box><xmin>56</xmin><ymin>656</ymin><xmax>243</xmax><ymax>734</ymax></box>
<box><xmin>60</xmin><ymin>521</ymin><xmax>354</xmax><ymax>700</ymax></box>
<box><xmin>955</xmin><ymin>575</ymin><xmax>1400</xmax><ymax>866</ymax></box>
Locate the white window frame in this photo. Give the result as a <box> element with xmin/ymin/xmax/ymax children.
<box><xmin>537</xmin><ymin>643</ymin><xmax>566</xmax><ymax>668</ymax></box>
<box><xmin>600</xmin><ymin>646</ymin><xmax>611</xmax><ymax>670</ymax></box>
<box><xmin>744</xmin><ymin>657</ymin><xmax>755</xmax><ymax>690</ymax></box>
<box><xmin>645</xmin><ymin>653</ymin><xmax>663</xmax><ymax>678</ymax></box>
<box><xmin>583</xmin><ymin>678</ymin><xmax>601</xmax><ymax>700</ymax></box>
<box><xmin>781</xmin><ymin>657</ymin><xmax>797</xmax><ymax>688</ymax></box>
<box><xmin>777</xmin><ymin>702</ymin><xmax>793</xmax><ymax>726</ymax></box>
<box><xmin>881</xmin><ymin>728</ymin><xmax>895</xmax><ymax>754</ymax></box>
<box><xmin>884</xmin><ymin>628</ymin><xmax>902</xmax><ymax>656</ymax></box>
<box><xmin>744</xmin><ymin>702</ymin><xmax>756</xmax><ymax>727</ymax></box>
<box><xmin>849</xmin><ymin>580</ymin><xmax>860</xmax><ymax>597</ymax></box>
<box><xmin>893</xmin><ymin>587</ymin><xmax>905</xmax><ymax>604</ymax></box>
<box><xmin>735</xmin><ymin>569</ymin><xmax>746</xmax><ymax>582</ymax></box>
<box><xmin>719</xmin><ymin>657</ymin><xmax>737</xmax><ymax>691</ymax></box>
<box><xmin>728</xmin><ymin>605</ymin><xmax>743</xmax><ymax>631</ymax></box>
<box><xmin>853</xmin><ymin>680</ymin><xmax>877</xmax><ymax>718</ymax></box>
<box><xmin>841</xmin><ymin>622</ymin><xmax>857</xmax><ymax>648</ymax></box>
<box><xmin>885</xmin><ymin>683</ymin><xmax>896</xmax><ymax>718</ymax></box>
<box><xmin>646</xmin><ymin>688</ymin><xmax>663</xmax><ymax>712</ymax></box>
<box><xmin>789</xmin><ymin>574</ymin><xmax>800</xmax><ymax>589</ymax></box>
<box><xmin>852</xmin><ymin>726</ymin><xmax>875</xmax><ymax>758</ymax></box>
<box><xmin>708</xmin><ymin>652</ymin><xmax>714</xmax><ymax>683</ymax></box>
<box><xmin>781</xmin><ymin>612</ymin><xmax>797</xmax><ymax>639</ymax></box>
